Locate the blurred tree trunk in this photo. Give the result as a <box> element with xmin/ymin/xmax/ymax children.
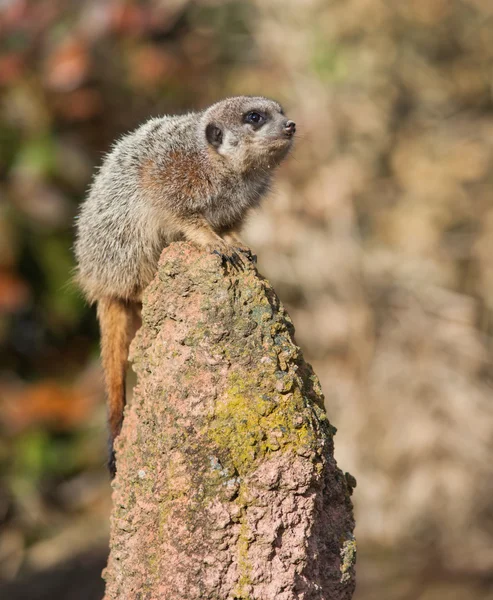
<box><xmin>103</xmin><ymin>243</ymin><xmax>356</xmax><ymax>600</ymax></box>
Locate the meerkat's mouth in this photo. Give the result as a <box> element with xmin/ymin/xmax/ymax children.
<box><xmin>266</xmin><ymin>137</ymin><xmax>293</xmax><ymax>156</ymax></box>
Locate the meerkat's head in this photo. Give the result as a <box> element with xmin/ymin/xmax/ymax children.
<box><xmin>201</xmin><ymin>96</ymin><xmax>296</xmax><ymax>173</ymax></box>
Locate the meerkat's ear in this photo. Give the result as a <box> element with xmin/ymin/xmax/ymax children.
<box><xmin>206</xmin><ymin>123</ymin><xmax>223</xmax><ymax>148</ymax></box>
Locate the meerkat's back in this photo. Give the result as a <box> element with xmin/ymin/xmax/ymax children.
<box><xmin>75</xmin><ymin>114</ymin><xmax>198</xmax><ymax>302</ymax></box>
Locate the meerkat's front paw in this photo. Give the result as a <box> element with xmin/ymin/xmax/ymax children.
<box><xmin>221</xmin><ymin>234</ymin><xmax>257</xmax><ymax>265</ymax></box>
<box><xmin>211</xmin><ymin>249</ymin><xmax>244</xmax><ymax>270</ymax></box>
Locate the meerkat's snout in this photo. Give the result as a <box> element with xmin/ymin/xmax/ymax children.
<box><xmin>283</xmin><ymin>120</ymin><xmax>296</xmax><ymax>136</ymax></box>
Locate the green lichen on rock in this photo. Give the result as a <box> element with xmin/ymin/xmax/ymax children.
<box><xmin>208</xmin><ymin>369</ymin><xmax>320</xmax><ymax>477</ymax></box>
<box><xmin>233</xmin><ymin>517</ymin><xmax>253</xmax><ymax>599</ymax></box>
<box><xmin>340</xmin><ymin>535</ymin><xmax>357</xmax><ymax>583</ymax></box>
<box><xmin>200</xmin><ymin>268</ymin><xmax>331</xmax><ymax>480</ymax></box>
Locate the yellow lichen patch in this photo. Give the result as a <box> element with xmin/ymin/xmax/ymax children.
<box><xmin>340</xmin><ymin>535</ymin><xmax>357</xmax><ymax>583</ymax></box>
<box><xmin>233</xmin><ymin>517</ymin><xmax>253</xmax><ymax>599</ymax></box>
<box><xmin>209</xmin><ymin>370</ymin><xmax>318</xmax><ymax>477</ymax></box>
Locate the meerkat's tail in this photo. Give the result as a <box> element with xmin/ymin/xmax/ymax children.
<box><xmin>97</xmin><ymin>297</ymin><xmax>141</xmax><ymax>477</ymax></box>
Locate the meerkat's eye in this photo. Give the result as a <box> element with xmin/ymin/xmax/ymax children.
<box><xmin>244</xmin><ymin>111</ymin><xmax>266</xmax><ymax>127</ymax></box>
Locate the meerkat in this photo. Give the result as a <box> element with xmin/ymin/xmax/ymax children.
<box><xmin>74</xmin><ymin>96</ymin><xmax>296</xmax><ymax>475</ymax></box>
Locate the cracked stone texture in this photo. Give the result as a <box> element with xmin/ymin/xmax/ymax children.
<box><xmin>103</xmin><ymin>242</ymin><xmax>356</xmax><ymax>600</ymax></box>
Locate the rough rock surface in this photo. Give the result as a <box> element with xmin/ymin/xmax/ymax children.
<box><xmin>103</xmin><ymin>243</ymin><xmax>356</xmax><ymax>600</ymax></box>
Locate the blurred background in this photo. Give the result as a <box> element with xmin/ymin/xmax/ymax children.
<box><xmin>1</xmin><ymin>0</ymin><xmax>493</xmax><ymax>598</ymax></box>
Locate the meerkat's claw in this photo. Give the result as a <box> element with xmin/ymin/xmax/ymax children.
<box><xmin>211</xmin><ymin>249</ymin><xmax>244</xmax><ymax>271</ymax></box>
<box><xmin>236</xmin><ymin>248</ymin><xmax>257</xmax><ymax>264</ymax></box>
<box><xmin>228</xmin><ymin>250</ymin><xmax>246</xmax><ymax>271</ymax></box>
<box><xmin>230</xmin><ymin>251</ymin><xmax>245</xmax><ymax>270</ymax></box>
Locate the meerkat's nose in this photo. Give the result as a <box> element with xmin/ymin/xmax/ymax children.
<box><xmin>284</xmin><ymin>120</ymin><xmax>296</xmax><ymax>136</ymax></box>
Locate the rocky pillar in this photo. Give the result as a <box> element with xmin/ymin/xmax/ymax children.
<box><xmin>103</xmin><ymin>243</ymin><xmax>356</xmax><ymax>600</ymax></box>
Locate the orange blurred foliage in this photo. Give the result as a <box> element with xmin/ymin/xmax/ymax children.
<box><xmin>1</xmin><ymin>381</ymin><xmax>97</xmax><ymax>433</ymax></box>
